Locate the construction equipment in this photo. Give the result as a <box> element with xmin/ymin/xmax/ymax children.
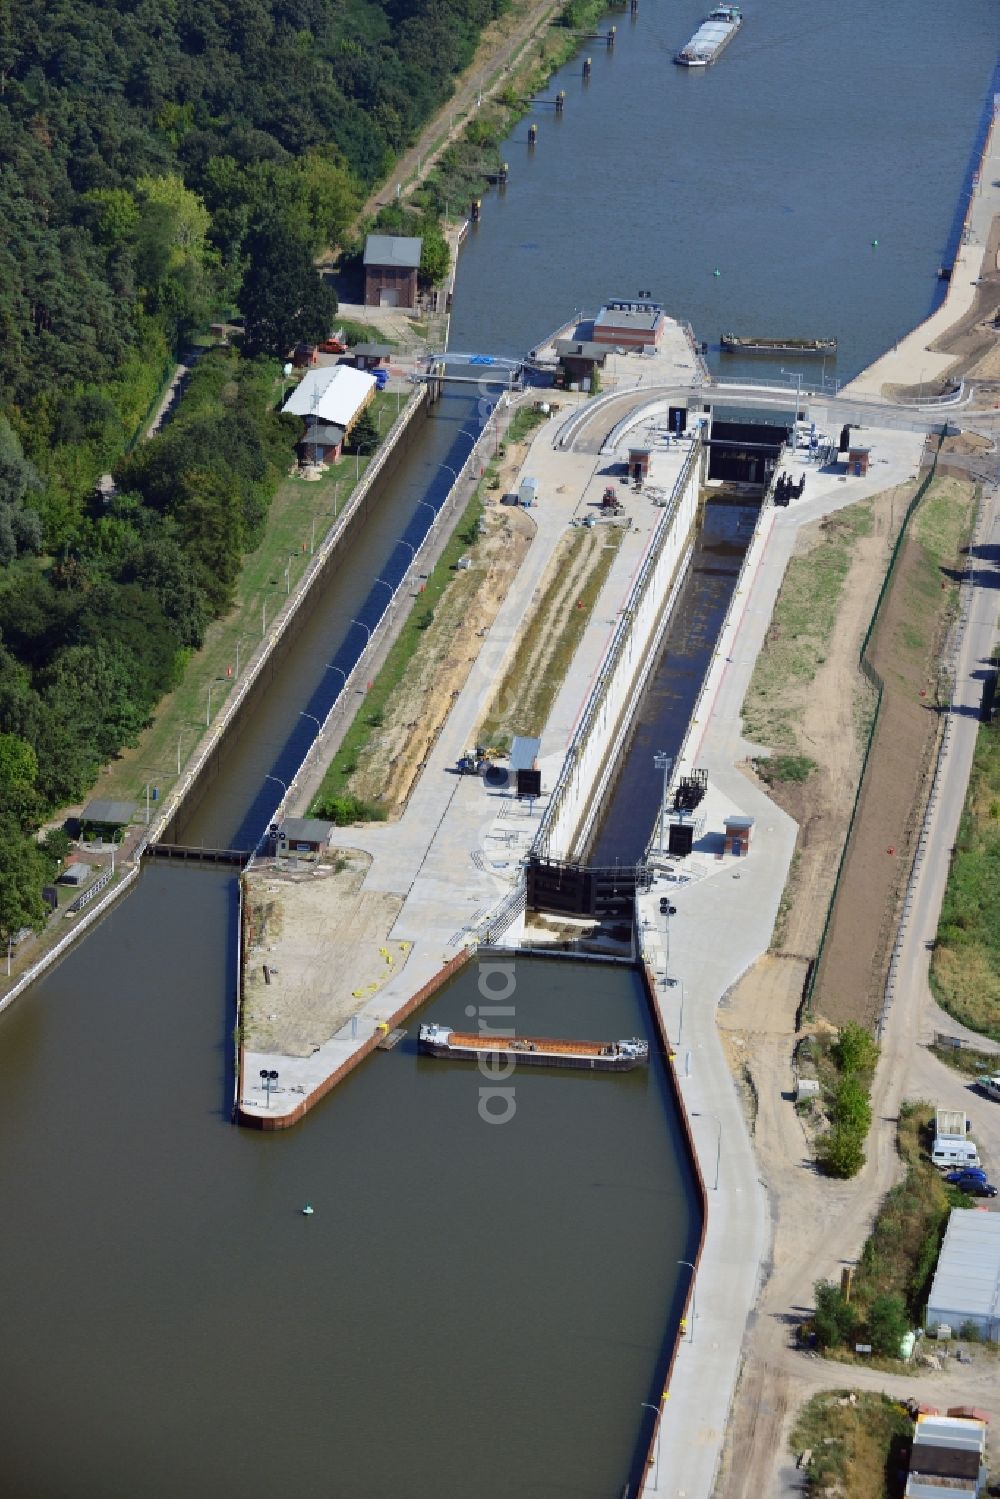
<box><xmin>600</xmin><ymin>485</ymin><xmax>624</xmax><ymax>513</ymax></box>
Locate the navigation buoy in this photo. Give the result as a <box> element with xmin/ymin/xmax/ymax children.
<box><xmin>871</xmin><ymin>238</ymin><xmax>879</xmax><ymax>248</ymax></box>
<box><xmin>713</xmin><ymin>267</ymin><xmax>721</xmax><ymax>278</ymax></box>
<box><xmin>302</xmin><ymin>1204</ymin><xmax>314</xmax><ymax>1216</ymax></box>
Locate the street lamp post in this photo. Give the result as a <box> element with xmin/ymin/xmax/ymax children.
<box><xmin>206</xmin><ymin>677</ymin><xmax>224</xmax><ymax>726</ymax></box>
<box><xmin>781</xmin><ymin>367</ymin><xmax>804</xmax><ymax>441</ymax></box>
<box><xmin>639</xmin><ymin>1403</ymin><xmax>662</xmax><ymax>1492</ymax></box>
<box><xmin>264</xmin><ymin>773</ymin><xmax>287</xmax><ymax>797</ymax></box>
<box><xmin>653</xmin><ymin>752</ymin><xmax>672</xmax><ymax>855</ymax></box>
<box><xmin>395</xmin><ymin>538</ymin><xmax>416</xmax><ymax>566</ymax></box>
<box><xmin>300</xmin><ymin>711</ymin><xmax>321</xmax><ymax>736</ymax></box>
<box><xmin>235</xmin><ymin>635</ymin><xmax>250</xmax><ymax>677</ymax></box>
<box><xmin>693</xmin><ymin>1110</ymin><xmax>722</xmax><ymax>1191</ymax></box>
<box><xmin>259</xmin><ymin>1068</ymin><xmax>279</xmax><ymax>1107</ymax></box>
<box><xmin>326</xmin><ymin>663</ymin><xmax>347</xmax><ymax>692</ymax></box>
<box><xmin>677</xmin><ymin>1260</ymin><xmax>697</xmax><ymax>1342</ymax></box>
<box><xmin>416</xmin><ymin>499</ymin><xmax>437</xmax><ymax>527</ymax></box>
<box><xmin>351</xmin><ymin>618</ymin><xmax>371</xmax><ymax>647</ymax></box>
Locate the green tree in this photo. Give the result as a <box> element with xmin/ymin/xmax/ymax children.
<box><xmin>832</xmin><ymin>1075</ymin><xmax>872</xmax><ymax>1136</ymax></box>
<box><xmin>820</xmin><ymin>1123</ymin><xmax>866</xmax><ymax>1179</ymax></box>
<box><xmin>832</xmin><ymin>1022</ymin><xmax>879</xmax><ymax>1077</ymax></box>
<box><xmin>0</xmin><ymin>816</ymin><xmax>51</xmax><ymax>941</ymax></box>
<box><xmin>866</xmin><ymin>1293</ymin><xmax>909</xmax><ymax>1357</ymax></box>
<box><xmin>812</xmin><ymin>1281</ymin><xmax>857</xmax><ymax>1350</ymax></box>
<box><xmin>0</xmin><ymin>733</ymin><xmax>41</xmax><ymax>828</ymax></box>
<box><xmin>419</xmin><ymin>222</ymin><xmax>450</xmax><ymax>286</ymax></box>
<box><xmin>349</xmin><ymin>407</ymin><xmax>380</xmax><ymax>455</ymax></box>
<box><xmin>238</xmin><ymin>221</ymin><xmax>337</xmax><ymax>358</ymax></box>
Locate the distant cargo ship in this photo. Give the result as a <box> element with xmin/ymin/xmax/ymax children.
<box><xmin>720</xmin><ymin>334</ymin><xmax>837</xmax><ymax>356</ymax></box>
<box><xmin>418</xmin><ymin>1023</ymin><xmax>649</xmax><ymax>1072</ymax></box>
<box><xmin>674</xmin><ymin>5</ymin><xmax>742</xmax><ymax>67</ymax></box>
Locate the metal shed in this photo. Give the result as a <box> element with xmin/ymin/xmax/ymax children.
<box><xmin>926</xmin><ymin>1210</ymin><xmax>1000</xmax><ymax>1342</ymax></box>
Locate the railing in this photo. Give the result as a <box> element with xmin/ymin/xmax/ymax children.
<box><xmin>533</xmin><ymin>440</ymin><xmax>701</xmax><ymax>861</ymax></box>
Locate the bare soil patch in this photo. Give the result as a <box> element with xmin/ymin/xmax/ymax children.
<box><xmin>743</xmin><ymin>489</ymin><xmax>911</xmax><ymax>962</ymax></box>
<box><xmin>477</xmin><ymin>523</ymin><xmax>625</xmax><ymax>746</ymax></box>
<box><xmin>813</xmin><ymin>476</ymin><xmax>977</xmax><ymax>1026</ymax></box>
<box><xmin>345</xmin><ymin>503</ymin><xmax>534</xmax><ymax>813</ymax></box>
<box><xmin>242</xmin><ymin>852</ymin><xmax>409</xmax><ymax>1057</ymax></box>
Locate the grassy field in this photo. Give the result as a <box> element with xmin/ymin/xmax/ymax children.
<box><xmin>931</xmin><ymin>712</ymin><xmax>1000</xmax><ymax>1039</ymax></box>
<box><xmin>790</xmin><ymin>1391</ymin><xmax>911</xmax><ymax>1498</ymax></box>
<box><xmin>308</xmin><ymin>491</ymin><xmax>485</xmax><ymax>814</ymax></box>
<box><xmin>929</xmin><ymin>1041</ymin><xmax>1000</xmax><ymax>1078</ymax></box>
<box><xmin>92</xmin><ymin>390</ymin><xmax>402</xmax><ymax>809</ymax></box>
<box><xmin>884</xmin><ymin>475</ymin><xmax>976</xmax><ymax>696</ymax></box>
<box><xmin>476</xmin><ymin>525</ymin><xmax>625</xmax><ymax>750</ymax></box>
<box><xmin>743</xmin><ymin>499</ymin><xmax>874</xmax><ymax>752</ymax></box>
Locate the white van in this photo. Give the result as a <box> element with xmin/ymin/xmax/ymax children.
<box><xmin>931</xmin><ymin>1139</ymin><xmax>980</xmax><ymax>1170</ymax></box>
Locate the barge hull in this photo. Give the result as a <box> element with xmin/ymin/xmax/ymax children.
<box><xmin>418</xmin><ymin>1041</ymin><xmax>644</xmax><ymax>1072</ymax></box>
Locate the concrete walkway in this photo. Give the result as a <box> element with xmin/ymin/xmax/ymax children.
<box><xmin>632</xmin><ymin>429</ymin><xmax>926</xmax><ymax>1497</ymax></box>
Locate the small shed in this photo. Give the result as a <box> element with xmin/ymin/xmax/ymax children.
<box><xmin>723</xmin><ymin>813</ymin><xmax>754</xmax><ymax>856</ymax></box>
<box><xmin>554</xmin><ymin>338</ymin><xmax>609</xmax><ymax>387</ymax></box>
<box><xmin>628</xmin><ymin>446</ymin><xmax>652</xmax><ymax>484</ymax></box>
<box><xmin>299</xmin><ymin>421</ymin><xmax>346</xmax><ymax>466</ymax></box>
<box><xmin>592</xmin><ymin>299</ymin><xmax>666</xmax><ymax>349</ymax></box>
<box><xmin>363</xmin><ymin>235</ymin><xmax>422</xmax><ymax>310</ymax></box>
<box><xmin>847</xmin><ymin>445</ymin><xmax>871</xmax><ymax>477</ymax></box>
<box><xmin>926</xmin><ymin>1210</ymin><xmax>1000</xmax><ymax>1343</ymax></box>
<box><xmin>290</xmin><ymin>342</ymin><xmax>319</xmax><ymax>368</ymax></box>
<box><xmin>58</xmin><ymin>862</ymin><xmax>92</xmax><ymax>887</ymax></box>
<box><xmin>276</xmin><ymin>817</ymin><xmax>334</xmax><ymax>862</ymax></box>
<box><xmin>351</xmin><ymin>343</ymin><xmax>394</xmax><ymax>371</ymax></box>
<box><xmin>80</xmin><ymin>800</ymin><xmax>135</xmax><ymax>842</ymax></box>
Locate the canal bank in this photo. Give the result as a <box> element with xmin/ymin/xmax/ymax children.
<box><xmin>2</xmin><ymin>2</ymin><xmax>999</xmax><ymax>1494</ymax></box>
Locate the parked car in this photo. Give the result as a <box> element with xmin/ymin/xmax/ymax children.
<box><xmin>962</xmin><ymin>1180</ymin><xmax>998</xmax><ymax>1199</ymax></box>
<box><xmin>945</xmin><ymin>1167</ymin><xmax>988</xmax><ymax>1185</ymax></box>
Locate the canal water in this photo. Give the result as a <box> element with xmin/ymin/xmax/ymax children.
<box><xmin>588</xmin><ymin>498</ymin><xmax>760</xmax><ymax>866</ymax></box>
<box><xmin>0</xmin><ymin>869</ymin><xmax>696</xmax><ymax>1498</ymax></box>
<box><xmin>2</xmin><ymin>0</ymin><xmax>997</xmax><ymax>1492</ymax></box>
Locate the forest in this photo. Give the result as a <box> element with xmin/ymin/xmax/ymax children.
<box><xmin>0</xmin><ymin>0</ymin><xmax>507</xmax><ymax>941</ymax></box>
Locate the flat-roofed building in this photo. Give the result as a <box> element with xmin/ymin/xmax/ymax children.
<box><xmin>926</xmin><ymin>1210</ymin><xmax>1000</xmax><ymax>1342</ymax></box>
<box><xmin>905</xmin><ymin>1412</ymin><xmax>988</xmax><ymax>1498</ymax></box>
<box><xmin>592</xmin><ymin>298</ymin><xmax>666</xmax><ymax>349</ymax></box>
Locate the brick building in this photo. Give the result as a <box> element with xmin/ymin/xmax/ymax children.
<box><xmin>363</xmin><ymin>235</ymin><xmax>422</xmax><ymax>309</ymax></box>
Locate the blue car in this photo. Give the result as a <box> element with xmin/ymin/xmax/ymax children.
<box><xmin>945</xmin><ymin>1167</ymin><xmax>987</xmax><ymax>1186</ymax></box>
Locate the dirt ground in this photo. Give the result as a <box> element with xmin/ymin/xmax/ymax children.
<box><xmin>813</xmin><ymin>476</ymin><xmax>977</xmax><ymax>1025</ymax></box>
<box><xmin>242</xmin><ymin>851</ymin><xmax>409</xmax><ymax>1056</ymax></box>
<box><xmin>477</xmin><ymin>523</ymin><xmax>625</xmax><ymax>744</ymax></box>
<box><xmin>742</xmin><ymin>486</ymin><xmax>914</xmax><ymax>966</ymax></box>
<box><xmin>346</xmin><ymin>502</ymin><xmax>534</xmax><ymax>812</ymax></box>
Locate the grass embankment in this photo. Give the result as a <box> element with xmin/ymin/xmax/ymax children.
<box><xmin>931</xmin><ymin>710</ymin><xmax>1000</xmax><ymax>1040</ymax></box>
<box><xmin>929</xmin><ymin>1041</ymin><xmax>1000</xmax><ymax>1077</ymax></box>
<box><xmin>808</xmin><ymin>1104</ymin><xmax>974</xmax><ymax>1359</ymax></box>
<box><xmin>790</xmin><ymin>1391</ymin><xmax>911</xmax><ymax>1499</ymax></box>
<box><xmin>743</xmin><ymin>499</ymin><xmax>874</xmax><ymax>781</ymax></box>
<box><xmin>308</xmin><ymin>492</ymin><xmax>485</xmax><ymax>820</ymax></box>
<box><xmin>93</xmin><ymin>389</ymin><xmax>402</xmax><ymax>808</ymax></box>
<box><xmin>476</xmin><ymin>524</ymin><xmax>625</xmax><ymax>751</ymax></box>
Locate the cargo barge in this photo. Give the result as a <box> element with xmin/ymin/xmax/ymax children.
<box><xmin>418</xmin><ymin>1023</ymin><xmax>649</xmax><ymax>1071</ymax></box>
<box><xmin>720</xmin><ymin>333</ymin><xmax>837</xmax><ymax>356</ymax></box>
<box><xmin>674</xmin><ymin>5</ymin><xmax>742</xmax><ymax>67</ymax></box>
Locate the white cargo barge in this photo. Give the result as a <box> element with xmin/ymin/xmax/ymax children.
<box><xmin>674</xmin><ymin>4</ymin><xmax>742</xmax><ymax>66</ymax></box>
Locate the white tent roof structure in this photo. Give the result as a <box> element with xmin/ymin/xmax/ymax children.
<box><xmin>281</xmin><ymin>366</ymin><xmax>377</xmax><ymax>428</ymax></box>
<box><xmin>926</xmin><ymin>1210</ymin><xmax>1000</xmax><ymax>1340</ymax></box>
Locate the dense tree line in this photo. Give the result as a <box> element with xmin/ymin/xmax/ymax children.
<box><xmin>0</xmin><ymin>0</ymin><xmax>505</xmax><ymax>941</ymax></box>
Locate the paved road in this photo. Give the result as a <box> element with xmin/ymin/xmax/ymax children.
<box><xmin>720</xmin><ymin>477</ymin><xmax>1000</xmax><ymax>1498</ymax></box>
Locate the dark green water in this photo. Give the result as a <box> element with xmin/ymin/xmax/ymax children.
<box><xmin>2</xmin><ymin>1</ymin><xmax>998</xmax><ymax>1492</ymax></box>
<box><xmin>0</xmin><ymin>867</ymin><xmax>695</xmax><ymax>1497</ymax></box>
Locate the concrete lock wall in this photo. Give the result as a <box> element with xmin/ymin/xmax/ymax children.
<box><xmin>156</xmin><ymin>387</ymin><xmax>430</xmax><ymax>847</ymax></box>
<box><xmin>535</xmin><ymin>441</ymin><xmax>703</xmax><ymax>863</ymax></box>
